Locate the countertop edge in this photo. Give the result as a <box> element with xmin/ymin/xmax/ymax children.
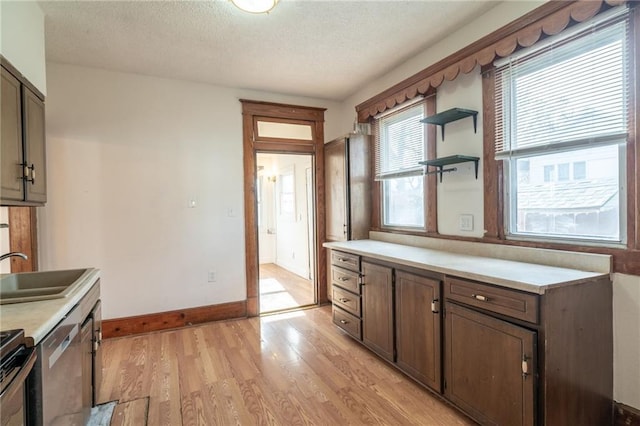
<box><xmin>324</xmin><ymin>240</ymin><xmax>608</xmax><ymax>294</ymax></box>
<box><xmin>4</xmin><ymin>268</ymin><xmax>101</xmax><ymax>346</ymax></box>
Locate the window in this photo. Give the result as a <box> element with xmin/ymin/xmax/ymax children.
<box><xmin>495</xmin><ymin>7</ymin><xmax>629</xmax><ymax>243</ymax></box>
<box><xmin>573</xmin><ymin>161</ymin><xmax>586</xmax><ymax>180</ymax></box>
<box><xmin>374</xmin><ymin>100</ymin><xmax>426</xmax><ymax>229</ymax></box>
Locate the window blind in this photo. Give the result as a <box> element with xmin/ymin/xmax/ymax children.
<box><xmin>374</xmin><ymin>101</ymin><xmax>426</xmax><ymax>180</ymax></box>
<box><xmin>494</xmin><ymin>6</ymin><xmax>630</xmax><ymax>159</ymax></box>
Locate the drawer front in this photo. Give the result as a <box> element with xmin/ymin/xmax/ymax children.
<box><xmin>332</xmin><ymin>306</ymin><xmax>362</xmax><ymax>340</ymax></box>
<box><xmin>331</xmin><ymin>266</ymin><xmax>360</xmax><ymax>294</ymax></box>
<box><xmin>332</xmin><ymin>286</ymin><xmax>361</xmax><ymax>317</ymax></box>
<box><xmin>331</xmin><ymin>250</ymin><xmax>360</xmax><ymax>272</ymax></box>
<box><xmin>445</xmin><ymin>277</ymin><xmax>539</xmax><ymax>324</ymax></box>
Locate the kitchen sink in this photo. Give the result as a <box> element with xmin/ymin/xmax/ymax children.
<box><xmin>0</xmin><ymin>269</ymin><xmax>90</xmax><ymax>304</ymax></box>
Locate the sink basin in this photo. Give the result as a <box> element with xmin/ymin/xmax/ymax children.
<box><xmin>0</xmin><ymin>269</ymin><xmax>90</xmax><ymax>304</ymax></box>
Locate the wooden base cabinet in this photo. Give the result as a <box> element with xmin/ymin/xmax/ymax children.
<box><xmin>445</xmin><ymin>302</ymin><xmax>536</xmax><ymax>425</ymax></box>
<box><xmin>361</xmin><ymin>260</ymin><xmax>394</xmax><ymax>362</ymax></box>
<box><xmin>395</xmin><ymin>270</ymin><xmax>442</xmax><ymax>392</ymax></box>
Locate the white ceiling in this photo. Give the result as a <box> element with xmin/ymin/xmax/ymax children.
<box><xmin>38</xmin><ymin>0</ymin><xmax>499</xmax><ymax>102</ymax></box>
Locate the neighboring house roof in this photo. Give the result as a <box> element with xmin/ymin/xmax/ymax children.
<box><xmin>517</xmin><ymin>179</ymin><xmax>618</xmax><ymax>210</ymax></box>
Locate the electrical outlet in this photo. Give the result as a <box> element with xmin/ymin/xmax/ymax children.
<box><xmin>208</xmin><ymin>271</ymin><xmax>217</xmax><ymax>282</ymax></box>
<box><xmin>459</xmin><ymin>214</ymin><xmax>474</xmax><ymax>231</ymax></box>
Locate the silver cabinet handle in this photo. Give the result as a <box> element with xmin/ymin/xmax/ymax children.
<box><xmin>522</xmin><ymin>355</ymin><xmax>530</xmax><ymax>379</ymax></box>
<box><xmin>340</xmin><ymin>319</ymin><xmax>348</xmax><ymax>324</ymax></box>
<box><xmin>431</xmin><ymin>299</ymin><xmax>439</xmax><ymax>313</ymax></box>
<box><xmin>339</xmin><ymin>298</ymin><xmax>350</xmax><ymax>303</ymax></box>
<box><xmin>472</xmin><ymin>294</ymin><xmax>489</xmax><ymax>302</ymax></box>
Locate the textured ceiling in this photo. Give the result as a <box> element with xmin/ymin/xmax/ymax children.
<box><xmin>38</xmin><ymin>0</ymin><xmax>499</xmax><ymax>101</ymax></box>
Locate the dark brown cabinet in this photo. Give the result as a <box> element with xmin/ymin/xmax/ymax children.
<box><xmin>395</xmin><ymin>270</ymin><xmax>442</xmax><ymax>392</ymax></box>
<box><xmin>445</xmin><ymin>302</ymin><xmax>536</xmax><ymax>426</ymax></box>
<box><xmin>0</xmin><ymin>61</ymin><xmax>46</xmax><ymax>206</ymax></box>
<box><xmin>327</xmin><ymin>244</ymin><xmax>613</xmax><ymax>426</ymax></box>
<box><xmin>325</xmin><ymin>134</ymin><xmax>371</xmax><ymax>301</ymax></box>
<box><xmin>324</xmin><ymin>134</ymin><xmax>371</xmax><ymax>242</ymax></box>
<box><xmin>330</xmin><ymin>250</ymin><xmax>362</xmax><ymax>340</ymax></box>
<box><xmin>361</xmin><ymin>260</ymin><xmax>394</xmax><ymax>362</ymax></box>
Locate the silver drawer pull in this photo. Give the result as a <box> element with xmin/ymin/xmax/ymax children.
<box><xmin>340</xmin><ymin>319</ymin><xmax>348</xmax><ymax>324</ymax></box>
<box><xmin>472</xmin><ymin>294</ymin><xmax>489</xmax><ymax>302</ymax></box>
<box><xmin>339</xmin><ymin>298</ymin><xmax>350</xmax><ymax>303</ymax></box>
<box><xmin>338</xmin><ymin>258</ymin><xmax>350</xmax><ymax>262</ymax></box>
<box><xmin>338</xmin><ymin>277</ymin><xmax>349</xmax><ymax>281</ymax></box>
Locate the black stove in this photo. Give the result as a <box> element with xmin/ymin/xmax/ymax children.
<box><xmin>0</xmin><ymin>328</ymin><xmax>35</xmax><ymax>425</ymax></box>
<box><xmin>0</xmin><ymin>329</ymin><xmax>26</xmax><ymax>359</ymax></box>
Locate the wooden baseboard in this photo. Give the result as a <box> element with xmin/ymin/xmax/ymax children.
<box><xmin>615</xmin><ymin>402</ymin><xmax>640</xmax><ymax>426</ymax></box>
<box><xmin>103</xmin><ymin>300</ymin><xmax>247</xmax><ymax>339</ymax></box>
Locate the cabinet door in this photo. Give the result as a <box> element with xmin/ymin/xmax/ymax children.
<box><xmin>445</xmin><ymin>302</ymin><xmax>536</xmax><ymax>426</ymax></box>
<box><xmin>325</xmin><ymin>138</ymin><xmax>347</xmax><ymax>241</ymax></box>
<box><xmin>22</xmin><ymin>86</ymin><xmax>46</xmax><ymax>203</ymax></box>
<box><xmin>395</xmin><ymin>271</ymin><xmax>441</xmax><ymax>392</ymax></box>
<box><xmin>81</xmin><ymin>318</ymin><xmax>94</xmax><ymax>421</ymax></box>
<box><xmin>92</xmin><ymin>301</ymin><xmax>103</xmax><ymax>406</ymax></box>
<box><xmin>346</xmin><ymin>134</ymin><xmax>371</xmax><ymax>240</ymax></box>
<box><xmin>361</xmin><ymin>260</ymin><xmax>394</xmax><ymax>362</ymax></box>
<box><xmin>1</xmin><ymin>67</ymin><xmax>24</xmax><ymax>201</ymax></box>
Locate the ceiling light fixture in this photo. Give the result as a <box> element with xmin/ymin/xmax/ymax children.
<box><xmin>231</xmin><ymin>0</ymin><xmax>278</xmax><ymax>14</ymax></box>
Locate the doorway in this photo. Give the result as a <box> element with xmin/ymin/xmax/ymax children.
<box><xmin>241</xmin><ymin>99</ymin><xmax>327</xmax><ymax>317</ymax></box>
<box><xmin>257</xmin><ymin>153</ymin><xmax>315</xmax><ymax>313</ymax></box>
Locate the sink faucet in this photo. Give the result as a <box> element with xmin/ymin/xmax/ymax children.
<box><xmin>0</xmin><ymin>252</ymin><xmax>28</xmax><ymax>262</ymax></box>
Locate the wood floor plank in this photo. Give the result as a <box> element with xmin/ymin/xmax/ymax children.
<box><xmin>100</xmin><ymin>306</ymin><xmax>474</xmax><ymax>426</ymax></box>
<box><xmin>111</xmin><ymin>398</ymin><xmax>148</xmax><ymax>426</ymax></box>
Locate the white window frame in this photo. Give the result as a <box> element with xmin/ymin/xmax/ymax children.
<box><xmin>497</xmin><ymin>7</ymin><xmax>629</xmax><ymax>247</ymax></box>
<box><xmin>374</xmin><ymin>99</ymin><xmax>427</xmax><ymax>230</ymax></box>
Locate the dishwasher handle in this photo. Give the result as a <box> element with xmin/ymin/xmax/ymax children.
<box><xmin>48</xmin><ymin>324</ymin><xmax>79</xmax><ymax>369</ymax></box>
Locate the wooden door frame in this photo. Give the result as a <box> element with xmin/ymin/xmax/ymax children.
<box><xmin>240</xmin><ymin>100</ymin><xmax>326</xmax><ymax>316</ymax></box>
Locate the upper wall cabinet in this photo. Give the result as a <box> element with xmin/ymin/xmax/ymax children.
<box><xmin>1</xmin><ymin>61</ymin><xmax>46</xmax><ymax>206</ymax></box>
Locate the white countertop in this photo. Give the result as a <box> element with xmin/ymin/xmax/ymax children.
<box><xmin>324</xmin><ymin>240</ymin><xmax>608</xmax><ymax>294</ymax></box>
<box><xmin>0</xmin><ymin>268</ymin><xmax>101</xmax><ymax>345</ymax></box>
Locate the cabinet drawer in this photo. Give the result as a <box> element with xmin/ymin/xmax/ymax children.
<box><xmin>331</xmin><ymin>266</ymin><xmax>360</xmax><ymax>294</ymax></box>
<box><xmin>332</xmin><ymin>306</ymin><xmax>362</xmax><ymax>340</ymax></box>
<box><xmin>445</xmin><ymin>277</ymin><xmax>539</xmax><ymax>324</ymax></box>
<box><xmin>331</xmin><ymin>250</ymin><xmax>359</xmax><ymax>272</ymax></box>
<box><xmin>332</xmin><ymin>286</ymin><xmax>361</xmax><ymax>317</ymax></box>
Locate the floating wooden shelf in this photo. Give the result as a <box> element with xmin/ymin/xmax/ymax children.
<box><xmin>419</xmin><ymin>155</ymin><xmax>480</xmax><ymax>182</ymax></box>
<box><xmin>420</xmin><ymin>108</ymin><xmax>478</xmax><ymax>141</ymax></box>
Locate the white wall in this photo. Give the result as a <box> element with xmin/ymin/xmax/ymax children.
<box><xmin>40</xmin><ymin>63</ymin><xmax>340</xmax><ymax>319</ymax></box>
<box><xmin>0</xmin><ymin>1</ymin><xmax>47</xmax><ymax>94</ymax></box>
<box><xmin>337</xmin><ymin>0</ymin><xmax>639</xmax><ymax>410</ymax></box>
<box><xmin>435</xmin><ymin>72</ymin><xmax>484</xmax><ymax>237</ymax></box>
<box><xmin>273</xmin><ymin>154</ymin><xmax>313</xmax><ymax>279</ymax></box>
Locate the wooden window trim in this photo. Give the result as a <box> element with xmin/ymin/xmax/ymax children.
<box><xmin>370</xmin><ymin>92</ymin><xmax>437</xmax><ymax>234</ymax></box>
<box><xmin>364</xmin><ymin>2</ymin><xmax>639</xmax><ymax>275</ymax></box>
<box><xmin>481</xmin><ymin>5</ymin><xmax>640</xmax><ymax>276</ymax></box>
<box><xmin>356</xmin><ymin>0</ymin><xmax>629</xmax><ymax>123</ymax></box>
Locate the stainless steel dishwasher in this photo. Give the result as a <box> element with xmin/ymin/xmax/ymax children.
<box><xmin>28</xmin><ymin>304</ymin><xmax>84</xmax><ymax>426</ymax></box>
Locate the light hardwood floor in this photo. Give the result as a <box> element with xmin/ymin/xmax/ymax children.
<box><xmin>259</xmin><ymin>263</ymin><xmax>315</xmax><ymax>313</ymax></box>
<box><xmin>99</xmin><ymin>306</ymin><xmax>474</xmax><ymax>425</ymax></box>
